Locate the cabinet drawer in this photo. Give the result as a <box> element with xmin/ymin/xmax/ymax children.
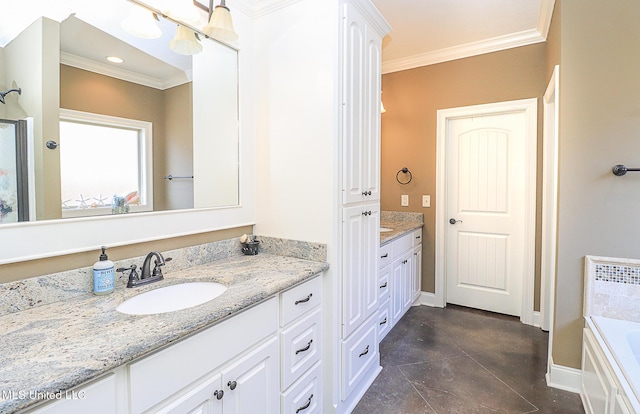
<box><xmin>281</xmin><ymin>308</ymin><xmax>322</xmax><ymax>390</ymax></box>
<box><xmin>281</xmin><ymin>362</ymin><xmax>322</xmax><ymax>414</ymax></box>
<box><xmin>281</xmin><ymin>276</ymin><xmax>322</xmax><ymax>326</ymax></box>
<box><xmin>129</xmin><ymin>298</ymin><xmax>277</xmax><ymax>414</ymax></box>
<box><xmin>412</xmin><ymin>228</ymin><xmax>423</xmax><ymax>247</ymax></box>
<box><xmin>341</xmin><ymin>314</ymin><xmax>378</xmax><ymax>400</ymax></box>
<box><xmin>392</xmin><ymin>234</ymin><xmax>411</xmax><ymax>256</ymax></box>
<box><xmin>379</xmin><ymin>243</ymin><xmax>392</xmax><ymax>268</ymax></box>
<box><xmin>377</xmin><ymin>300</ymin><xmax>391</xmax><ymax>342</ymax></box>
<box><xmin>378</xmin><ymin>265</ymin><xmax>390</xmax><ymax>304</ymax></box>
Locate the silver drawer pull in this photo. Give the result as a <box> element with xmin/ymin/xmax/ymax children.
<box><xmin>295</xmin><ymin>339</ymin><xmax>313</xmax><ymax>355</ymax></box>
<box><xmin>380</xmin><ymin>317</ymin><xmax>387</xmax><ymax>325</ymax></box>
<box><xmin>295</xmin><ymin>293</ymin><xmax>313</xmax><ymax>305</ymax></box>
<box><xmin>296</xmin><ymin>394</ymin><xmax>313</xmax><ymax>413</ymax></box>
<box><xmin>359</xmin><ymin>345</ymin><xmax>370</xmax><ymax>358</ymax></box>
<box><xmin>381</xmin><ymin>253</ymin><xmax>388</xmax><ymax>258</ymax></box>
<box><xmin>416</xmin><ymin>235</ymin><xmax>421</xmax><ymax>239</ymax></box>
<box><xmin>379</xmin><ymin>282</ymin><xmax>387</xmax><ymax>289</ymax></box>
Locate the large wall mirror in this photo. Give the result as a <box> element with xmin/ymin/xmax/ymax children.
<box><xmin>0</xmin><ymin>0</ymin><xmax>239</xmax><ymax>225</ymax></box>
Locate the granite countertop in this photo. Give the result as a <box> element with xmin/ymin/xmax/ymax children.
<box><xmin>380</xmin><ymin>219</ymin><xmax>424</xmax><ymax>246</ymax></box>
<box><xmin>0</xmin><ymin>254</ymin><xmax>328</xmax><ymax>414</ymax></box>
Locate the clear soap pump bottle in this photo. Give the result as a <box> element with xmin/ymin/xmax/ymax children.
<box><xmin>93</xmin><ymin>246</ymin><xmax>115</xmax><ymax>295</ymax></box>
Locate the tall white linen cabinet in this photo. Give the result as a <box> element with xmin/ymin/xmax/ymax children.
<box><xmin>254</xmin><ymin>0</ymin><xmax>390</xmax><ymax>412</ymax></box>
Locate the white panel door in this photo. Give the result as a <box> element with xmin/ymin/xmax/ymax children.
<box><xmin>445</xmin><ymin>112</ymin><xmax>526</xmax><ymax>316</ymax></box>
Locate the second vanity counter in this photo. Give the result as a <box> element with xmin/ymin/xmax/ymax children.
<box><xmin>380</xmin><ymin>219</ymin><xmax>423</xmax><ymax>246</ymax></box>
<box><xmin>0</xmin><ymin>254</ymin><xmax>328</xmax><ymax>413</ymax></box>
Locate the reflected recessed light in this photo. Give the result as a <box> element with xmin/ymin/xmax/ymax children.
<box><xmin>106</xmin><ymin>56</ymin><xmax>124</xmax><ymax>64</ymax></box>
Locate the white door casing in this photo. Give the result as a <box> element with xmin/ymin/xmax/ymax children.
<box><xmin>435</xmin><ymin>99</ymin><xmax>537</xmax><ymax>324</ymax></box>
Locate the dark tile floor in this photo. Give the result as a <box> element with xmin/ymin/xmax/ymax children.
<box><xmin>353</xmin><ymin>305</ymin><xmax>585</xmax><ymax>414</ymax></box>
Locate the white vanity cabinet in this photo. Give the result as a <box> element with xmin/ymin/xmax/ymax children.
<box><xmin>23</xmin><ymin>276</ymin><xmax>325</xmax><ymax>414</ymax></box>
<box><xmin>129</xmin><ymin>298</ymin><xmax>280</xmax><ymax>414</ymax></box>
<box><xmin>279</xmin><ymin>276</ymin><xmax>323</xmax><ymax>414</ymax></box>
<box><xmin>378</xmin><ymin>227</ymin><xmax>423</xmax><ymax>342</ymax></box>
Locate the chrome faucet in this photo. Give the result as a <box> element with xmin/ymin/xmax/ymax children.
<box><xmin>117</xmin><ymin>251</ymin><xmax>172</xmax><ymax>288</ymax></box>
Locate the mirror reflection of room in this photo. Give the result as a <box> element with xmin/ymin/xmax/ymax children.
<box><xmin>0</xmin><ymin>0</ymin><xmax>239</xmax><ymax>224</ymax></box>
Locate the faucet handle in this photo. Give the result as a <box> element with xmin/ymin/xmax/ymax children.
<box><xmin>117</xmin><ymin>265</ymin><xmax>140</xmax><ymax>288</ymax></box>
<box><xmin>152</xmin><ymin>257</ymin><xmax>172</xmax><ymax>277</ymax></box>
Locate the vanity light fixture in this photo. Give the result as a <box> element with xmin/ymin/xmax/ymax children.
<box><xmin>169</xmin><ymin>24</ymin><xmax>203</xmax><ymax>55</ymax></box>
<box><xmin>203</xmin><ymin>0</ymin><xmax>239</xmax><ymax>42</ymax></box>
<box><xmin>121</xmin><ymin>3</ymin><xmax>162</xmax><ymax>39</ymax></box>
<box><xmin>165</xmin><ymin>0</ymin><xmax>202</xmax><ymax>27</ymax></box>
<box><xmin>381</xmin><ymin>101</ymin><xmax>386</xmax><ymax>113</ymax></box>
<box><xmin>106</xmin><ymin>56</ymin><xmax>124</xmax><ymax>64</ymax></box>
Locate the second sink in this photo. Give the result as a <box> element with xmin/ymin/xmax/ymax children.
<box><xmin>117</xmin><ymin>282</ymin><xmax>227</xmax><ymax>315</ymax></box>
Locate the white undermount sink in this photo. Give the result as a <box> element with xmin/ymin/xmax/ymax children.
<box><xmin>116</xmin><ymin>282</ymin><xmax>227</xmax><ymax>315</ymax></box>
<box><xmin>380</xmin><ymin>227</ymin><xmax>393</xmax><ymax>233</ymax></box>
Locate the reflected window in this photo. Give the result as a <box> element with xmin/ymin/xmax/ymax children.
<box><xmin>59</xmin><ymin>109</ymin><xmax>153</xmax><ymax>218</ymax></box>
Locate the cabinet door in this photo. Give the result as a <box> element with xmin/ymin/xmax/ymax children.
<box><xmin>362</xmin><ymin>10</ymin><xmax>382</xmax><ymax>201</ymax></box>
<box><xmin>391</xmin><ymin>255</ymin><xmax>404</xmax><ymax>324</ymax></box>
<box><xmin>342</xmin><ymin>2</ymin><xmax>367</xmax><ymax>205</ymax></box>
<box><xmin>151</xmin><ymin>374</ymin><xmax>223</xmax><ymax>414</ymax></box>
<box><xmin>342</xmin><ymin>204</ymin><xmax>379</xmax><ymax>337</ymax></box>
<box><xmin>342</xmin><ymin>1</ymin><xmax>382</xmax><ymax>204</ymax></box>
<box><xmin>412</xmin><ymin>244</ymin><xmax>422</xmax><ymax>303</ymax></box>
<box><xmin>221</xmin><ymin>337</ymin><xmax>279</xmax><ymax>414</ymax></box>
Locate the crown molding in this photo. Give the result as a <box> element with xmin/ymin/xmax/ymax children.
<box><xmin>382</xmin><ymin>28</ymin><xmax>545</xmax><ymax>74</ymax></box>
<box><xmin>60</xmin><ymin>52</ymin><xmax>191</xmax><ymax>90</ymax></box>
<box><xmin>537</xmin><ymin>0</ymin><xmax>556</xmax><ymax>39</ymax></box>
<box><xmin>249</xmin><ymin>0</ymin><xmax>304</xmax><ymax>18</ymax></box>
<box><xmin>350</xmin><ymin>0</ymin><xmax>391</xmax><ymax>37</ymax></box>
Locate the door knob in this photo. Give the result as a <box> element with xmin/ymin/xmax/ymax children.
<box><xmin>449</xmin><ymin>218</ymin><xmax>462</xmax><ymax>225</ymax></box>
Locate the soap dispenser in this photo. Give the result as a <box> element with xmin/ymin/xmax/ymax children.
<box><xmin>93</xmin><ymin>246</ymin><xmax>115</xmax><ymax>295</ymax></box>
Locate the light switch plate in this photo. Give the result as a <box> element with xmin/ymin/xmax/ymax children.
<box><xmin>422</xmin><ymin>195</ymin><xmax>430</xmax><ymax>208</ymax></box>
<box><xmin>401</xmin><ymin>194</ymin><xmax>409</xmax><ymax>206</ymax></box>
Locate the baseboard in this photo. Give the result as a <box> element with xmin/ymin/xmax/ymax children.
<box><xmin>532</xmin><ymin>311</ymin><xmax>541</xmax><ymax>327</ymax></box>
<box><xmin>546</xmin><ymin>358</ymin><xmax>582</xmax><ymax>393</ymax></box>
<box><xmin>337</xmin><ymin>364</ymin><xmax>382</xmax><ymax>414</ymax></box>
<box><xmin>419</xmin><ymin>291</ymin><xmax>443</xmax><ymax>308</ymax></box>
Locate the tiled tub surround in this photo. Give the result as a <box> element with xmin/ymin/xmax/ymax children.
<box><xmin>380</xmin><ymin>211</ymin><xmax>424</xmax><ymax>245</ymax></box>
<box><xmin>0</xmin><ymin>237</ymin><xmax>328</xmax><ymax>413</ymax></box>
<box><xmin>582</xmin><ymin>255</ymin><xmax>640</xmax><ymax>413</ymax></box>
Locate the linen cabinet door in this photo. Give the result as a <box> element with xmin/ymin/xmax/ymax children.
<box><xmin>221</xmin><ymin>337</ymin><xmax>280</xmax><ymax>414</ymax></box>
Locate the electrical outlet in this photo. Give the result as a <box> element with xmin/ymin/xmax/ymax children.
<box><xmin>422</xmin><ymin>195</ymin><xmax>431</xmax><ymax>208</ymax></box>
<box><xmin>401</xmin><ymin>194</ymin><xmax>409</xmax><ymax>206</ymax></box>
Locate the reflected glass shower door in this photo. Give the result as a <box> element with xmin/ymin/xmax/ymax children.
<box><xmin>0</xmin><ymin>119</ymin><xmax>28</xmax><ymax>223</ymax></box>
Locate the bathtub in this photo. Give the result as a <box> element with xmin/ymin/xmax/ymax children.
<box><xmin>589</xmin><ymin>316</ymin><xmax>640</xmax><ymax>410</ymax></box>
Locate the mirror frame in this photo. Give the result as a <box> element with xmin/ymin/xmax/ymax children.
<box><xmin>0</xmin><ymin>1</ymin><xmax>256</xmax><ymax>265</ymax></box>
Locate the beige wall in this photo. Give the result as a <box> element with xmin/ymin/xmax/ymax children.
<box><xmin>553</xmin><ymin>0</ymin><xmax>640</xmax><ymax>369</ymax></box>
<box><xmin>380</xmin><ymin>44</ymin><xmax>547</xmax><ymax>302</ymax></box>
<box><xmin>60</xmin><ymin>65</ymin><xmax>192</xmax><ymax>212</ymax></box>
<box><xmin>0</xmin><ymin>225</ymin><xmax>252</xmax><ymax>283</ymax></box>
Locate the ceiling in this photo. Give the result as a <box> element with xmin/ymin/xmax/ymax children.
<box><xmin>371</xmin><ymin>0</ymin><xmax>555</xmax><ymax>74</ymax></box>
<box><xmin>0</xmin><ymin>0</ymin><xmax>556</xmax><ymax>86</ymax></box>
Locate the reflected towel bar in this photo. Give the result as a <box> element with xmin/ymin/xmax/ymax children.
<box><xmin>612</xmin><ymin>165</ymin><xmax>640</xmax><ymax>176</ymax></box>
<box><xmin>163</xmin><ymin>175</ymin><xmax>194</xmax><ymax>180</ymax></box>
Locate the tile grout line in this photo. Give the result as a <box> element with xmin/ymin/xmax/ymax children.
<box><xmin>463</xmin><ymin>350</ymin><xmax>540</xmax><ymax>413</ymax></box>
<box><xmin>396</xmin><ymin>364</ymin><xmax>438</xmax><ymax>414</ymax></box>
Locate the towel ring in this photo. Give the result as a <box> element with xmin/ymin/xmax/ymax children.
<box><xmin>396</xmin><ymin>167</ymin><xmax>412</xmax><ymax>185</ymax></box>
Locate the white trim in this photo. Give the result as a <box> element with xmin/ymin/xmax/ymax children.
<box><xmin>60</xmin><ymin>52</ymin><xmax>191</xmax><ymax>91</ymax></box>
<box><xmin>546</xmin><ymin>357</ymin><xmax>582</xmax><ymax>394</ymax></box>
<box><xmin>537</xmin><ymin>0</ymin><xmax>557</xmax><ymax>40</ymax></box>
<box><xmin>382</xmin><ymin>29</ymin><xmax>544</xmax><ymax>74</ymax></box>
<box><xmin>541</xmin><ymin>65</ymin><xmax>559</xmax><ymax>332</ymax></box>
<box><xmin>435</xmin><ymin>99</ymin><xmax>538</xmax><ymax>325</ymax></box>
<box><xmin>532</xmin><ymin>311</ymin><xmax>541</xmax><ymax>328</ymax></box>
<box><xmin>418</xmin><ymin>291</ymin><xmax>441</xmax><ymax>308</ymax></box>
